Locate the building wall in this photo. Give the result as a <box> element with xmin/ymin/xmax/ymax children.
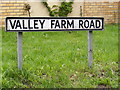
<box><xmin>0</xmin><ymin>0</ymin><xmax>28</xmax><ymax>27</ymax></box>
<box><xmin>28</xmin><ymin>2</ymin><xmax>61</xmax><ymax>17</ymax></box>
<box><xmin>0</xmin><ymin>0</ymin><xmax>119</xmax><ymax>27</ymax></box>
<box><xmin>83</xmin><ymin>2</ymin><xmax>119</xmax><ymax>24</ymax></box>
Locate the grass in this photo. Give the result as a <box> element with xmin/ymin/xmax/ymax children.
<box><xmin>1</xmin><ymin>24</ymin><xmax>118</xmax><ymax>88</ymax></box>
<box><xmin>0</xmin><ymin>29</ymin><xmax>2</xmax><ymax>89</ymax></box>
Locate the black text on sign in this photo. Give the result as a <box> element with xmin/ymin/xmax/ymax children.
<box><xmin>6</xmin><ymin>17</ymin><xmax>104</xmax><ymax>32</ymax></box>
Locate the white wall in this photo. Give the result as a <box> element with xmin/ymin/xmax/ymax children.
<box><xmin>28</xmin><ymin>2</ymin><xmax>49</xmax><ymax>16</ymax></box>
<box><xmin>28</xmin><ymin>0</ymin><xmax>119</xmax><ymax>17</ymax></box>
<box><xmin>28</xmin><ymin>1</ymin><xmax>83</xmax><ymax>17</ymax></box>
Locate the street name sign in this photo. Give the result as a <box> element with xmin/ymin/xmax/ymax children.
<box><xmin>6</xmin><ymin>17</ymin><xmax>104</xmax><ymax>32</ymax></box>
<box><xmin>5</xmin><ymin>17</ymin><xmax>104</xmax><ymax>70</ymax></box>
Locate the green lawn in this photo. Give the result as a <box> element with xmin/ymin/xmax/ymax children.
<box><xmin>1</xmin><ymin>24</ymin><xmax>118</xmax><ymax>88</ymax></box>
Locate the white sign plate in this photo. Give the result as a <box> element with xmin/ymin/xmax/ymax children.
<box><xmin>6</xmin><ymin>17</ymin><xmax>104</xmax><ymax>32</ymax></box>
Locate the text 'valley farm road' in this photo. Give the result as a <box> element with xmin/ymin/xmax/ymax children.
<box><xmin>6</xmin><ymin>17</ymin><xmax>104</xmax><ymax>32</ymax></box>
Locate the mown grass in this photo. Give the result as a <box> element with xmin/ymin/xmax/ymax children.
<box><xmin>2</xmin><ymin>24</ymin><xmax>118</xmax><ymax>88</ymax></box>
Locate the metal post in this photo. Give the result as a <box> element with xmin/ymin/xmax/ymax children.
<box><xmin>17</xmin><ymin>32</ymin><xmax>22</xmax><ymax>70</ymax></box>
<box><xmin>88</xmin><ymin>31</ymin><xmax>93</xmax><ymax>68</ymax></box>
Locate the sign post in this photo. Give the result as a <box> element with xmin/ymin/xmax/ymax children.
<box><xmin>17</xmin><ymin>32</ymin><xmax>22</xmax><ymax>70</ymax></box>
<box><xmin>88</xmin><ymin>31</ymin><xmax>93</xmax><ymax>68</ymax></box>
<box><xmin>6</xmin><ymin>17</ymin><xmax>104</xmax><ymax>69</ymax></box>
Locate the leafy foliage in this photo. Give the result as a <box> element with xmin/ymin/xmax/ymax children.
<box><xmin>59</xmin><ymin>2</ymin><xmax>73</xmax><ymax>16</ymax></box>
<box><xmin>23</xmin><ymin>3</ymin><xmax>31</xmax><ymax>17</ymax></box>
<box><xmin>42</xmin><ymin>2</ymin><xmax>73</xmax><ymax>17</ymax></box>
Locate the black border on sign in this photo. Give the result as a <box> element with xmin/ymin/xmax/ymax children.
<box><xmin>5</xmin><ymin>17</ymin><xmax>104</xmax><ymax>32</ymax></box>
